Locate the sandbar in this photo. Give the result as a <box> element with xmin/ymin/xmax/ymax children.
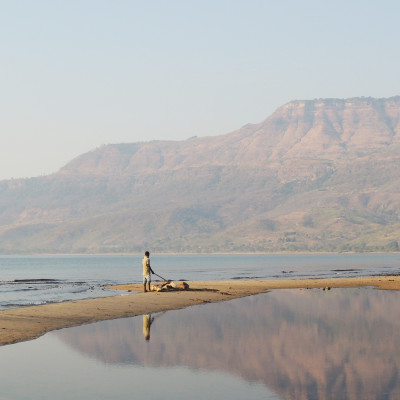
<box><xmin>1</xmin><ymin>275</ymin><xmax>400</xmax><ymax>347</ymax></box>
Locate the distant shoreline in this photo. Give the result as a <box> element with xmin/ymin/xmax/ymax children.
<box><xmin>1</xmin><ymin>275</ymin><xmax>400</xmax><ymax>348</ymax></box>
<box><xmin>1</xmin><ymin>251</ymin><xmax>399</xmax><ymax>256</ymax></box>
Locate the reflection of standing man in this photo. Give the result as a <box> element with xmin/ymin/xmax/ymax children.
<box><xmin>142</xmin><ymin>251</ymin><xmax>154</xmax><ymax>293</ymax></box>
<box><xmin>143</xmin><ymin>314</ymin><xmax>154</xmax><ymax>341</ymax></box>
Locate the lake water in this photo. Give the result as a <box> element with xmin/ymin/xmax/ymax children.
<box><xmin>1</xmin><ymin>287</ymin><xmax>400</xmax><ymax>400</ymax></box>
<box><xmin>1</xmin><ymin>253</ymin><xmax>400</xmax><ymax>309</ymax></box>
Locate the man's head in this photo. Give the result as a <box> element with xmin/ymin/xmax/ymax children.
<box><xmin>145</xmin><ymin>251</ymin><xmax>150</xmax><ymax>257</ymax></box>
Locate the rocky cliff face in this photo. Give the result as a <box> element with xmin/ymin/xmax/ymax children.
<box><xmin>1</xmin><ymin>96</ymin><xmax>400</xmax><ymax>253</ymax></box>
<box><xmin>60</xmin><ymin>96</ymin><xmax>400</xmax><ymax>175</ymax></box>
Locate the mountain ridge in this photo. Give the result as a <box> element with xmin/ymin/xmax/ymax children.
<box><xmin>59</xmin><ymin>96</ymin><xmax>400</xmax><ymax>175</ymax></box>
<box><xmin>1</xmin><ymin>96</ymin><xmax>400</xmax><ymax>253</ymax></box>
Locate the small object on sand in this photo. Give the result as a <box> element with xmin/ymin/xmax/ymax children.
<box><xmin>177</xmin><ymin>282</ymin><xmax>189</xmax><ymax>290</ymax></box>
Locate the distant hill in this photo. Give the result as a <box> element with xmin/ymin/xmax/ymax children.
<box><xmin>1</xmin><ymin>96</ymin><xmax>400</xmax><ymax>254</ymax></box>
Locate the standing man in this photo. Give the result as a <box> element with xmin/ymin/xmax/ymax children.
<box><xmin>142</xmin><ymin>251</ymin><xmax>154</xmax><ymax>292</ymax></box>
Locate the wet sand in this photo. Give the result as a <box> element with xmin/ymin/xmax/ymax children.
<box><xmin>1</xmin><ymin>275</ymin><xmax>400</xmax><ymax>347</ymax></box>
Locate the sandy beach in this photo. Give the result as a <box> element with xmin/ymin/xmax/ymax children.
<box><xmin>1</xmin><ymin>275</ymin><xmax>400</xmax><ymax>347</ymax></box>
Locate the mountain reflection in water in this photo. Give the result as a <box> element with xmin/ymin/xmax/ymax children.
<box><xmin>55</xmin><ymin>288</ymin><xmax>400</xmax><ymax>400</ymax></box>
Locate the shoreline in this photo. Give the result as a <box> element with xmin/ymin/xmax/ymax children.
<box><xmin>1</xmin><ymin>251</ymin><xmax>399</xmax><ymax>257</ymax></box>
<box><xmin>1</xmin><ymin>275</ymin><xmax>400</xmax><ymax>347</ymax></box>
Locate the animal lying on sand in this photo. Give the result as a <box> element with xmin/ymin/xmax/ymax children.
<box><xmin>151</xmin><ymin>281</ymin><xmax>189</xmax><ymax>292</ymax></box>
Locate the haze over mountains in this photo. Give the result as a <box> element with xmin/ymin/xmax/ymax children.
<box><xmin>1</xmin><ymin>96</ymin><xmax>400</xmax><ymax>254</ymax></box>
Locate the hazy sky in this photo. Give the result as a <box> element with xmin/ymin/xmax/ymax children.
<box><xmin>1</xmin><ymin>0</ymin><xmax>399</xmax><ymax>180</ymax></box>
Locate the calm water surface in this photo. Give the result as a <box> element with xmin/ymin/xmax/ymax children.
<box><xmin>1</xmin><ymin>288</ymin><xmax>400</xmax><ymax>399</ymax></box>
<box><xmin>1</xmin><ymin>253</ymin><xmax>400</xmax><ymax>309</ymax></box>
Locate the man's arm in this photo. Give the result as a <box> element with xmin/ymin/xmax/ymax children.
<box><xmin>148</xmin><ymin>259</ymin><xmax>154</xmax><ymax>275</ymax></box>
